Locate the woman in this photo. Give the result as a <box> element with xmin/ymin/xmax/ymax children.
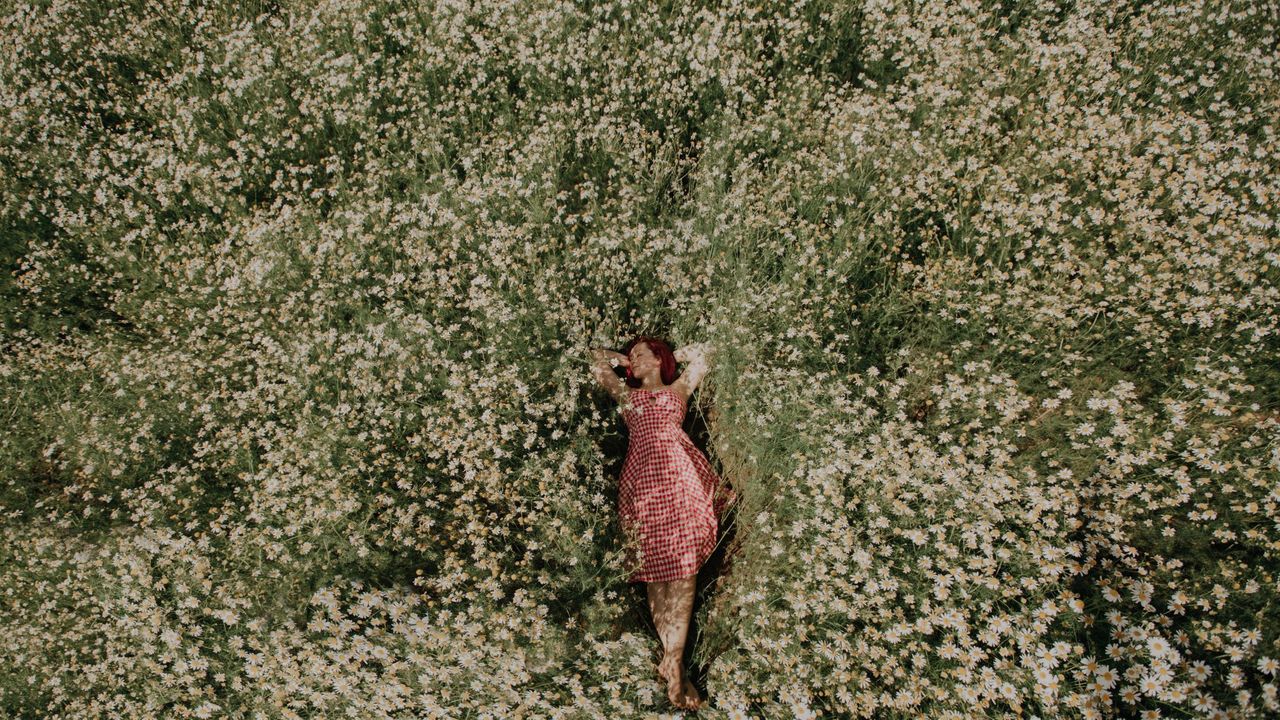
<box><xmin>589</xmin><ymin>336</ymin><xmax>736</xmax><ymax>711</ymax></box>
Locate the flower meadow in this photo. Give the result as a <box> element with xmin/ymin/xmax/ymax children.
<box><xmin>1</xmin><ymin>0</ymin><xmax>1278</xmax><ymax>717</ymax></box>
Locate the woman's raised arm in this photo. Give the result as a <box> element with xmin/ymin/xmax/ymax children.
<box><xmin>590</xmin><ymin>347</ymin><xmax>630</xmax><ymax>402</ymax></box>
<box><xmin>673</xmin><ymin>342</ymin><xmax>713</xmax><ymax>395</ymax></box>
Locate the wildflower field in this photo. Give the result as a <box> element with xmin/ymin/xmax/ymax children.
<box><xmin>2</xmin><ymin>0</ymin><xmax>1278</xmax><ymax>717</ymax></box>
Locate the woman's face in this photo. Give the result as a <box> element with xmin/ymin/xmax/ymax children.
<box><xmin>629</xmin><ymin>342</ymin><xmax>659</xmax><ymax>380</ymax></box>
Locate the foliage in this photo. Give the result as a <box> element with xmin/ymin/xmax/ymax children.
<box><xmin>1</xmin><ymin>0</ymin><xmax>1277</xmax><ymax>717</ymax></box>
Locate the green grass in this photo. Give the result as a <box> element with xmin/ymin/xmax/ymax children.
<box><xmin>2</xmin><ymin>0</ymin><xmax>1279</xmax><ymax>717</ymax></box>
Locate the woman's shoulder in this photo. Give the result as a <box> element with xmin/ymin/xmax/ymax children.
<box><xmin>623</xmin><ymin>382</ymin><xmax>691</xmax><ymax>403</ymax></box>
<box><xmin>655</xmin><ymin>384</ymin><xmax>689</xmax><ymax>406</ymax></box>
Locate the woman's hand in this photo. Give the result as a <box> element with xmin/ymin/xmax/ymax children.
<box><xmin>675</xmin><ymin>342</ymin><xmax>711</xmax><ymax>363</ymax></box>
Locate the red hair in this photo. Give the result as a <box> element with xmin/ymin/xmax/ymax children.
<box><xmin>621</xmin><ymin>336</ymin><xmax>678</xmax><ymax>388</ymax></box>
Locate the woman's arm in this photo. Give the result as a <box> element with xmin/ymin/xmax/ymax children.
<box><xmin>673</xmin><ymin>342</ymin><xmax>713</xmax><ymax>395</ymax></box>
<box><xmin>590</xmin><ymin>347</ymin><xmax>630</xmax><ymax>402</ymax></box>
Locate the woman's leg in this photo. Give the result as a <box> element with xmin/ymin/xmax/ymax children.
<box><xmin>646</xmin><ymin>574</ymin><xmax>703</xmax><ymax>708</ymax></box>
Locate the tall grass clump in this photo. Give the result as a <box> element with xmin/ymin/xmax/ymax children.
<box><xmin>2</xmin><ymin>0</ymin><xmax>1277</xmax><ymax>718</ymax></box>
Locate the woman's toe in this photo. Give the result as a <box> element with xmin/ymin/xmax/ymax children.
<box><xmin>683</xmin><ymin>678</ymin><xmax>704</xmax><ymax>708</ymax></box>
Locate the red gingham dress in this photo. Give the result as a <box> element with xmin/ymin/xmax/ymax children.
<box><xmin>618</xmin><ymin>387</ymin><xmax>736</xmax><ymax>583</ymax></box>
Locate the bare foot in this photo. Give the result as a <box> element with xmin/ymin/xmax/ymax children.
<box><xmin>657</xmin><ymin>655</ymin><xmax>703</xmax><ymax>710</ymax></box>
<box><xmin>657</xmin><ymin>655</ymin><xmax>683</xmax><ymax>707</ymax></box>
<box><xmin>681</xmin><ymin>676</ymin><xmax>705</xmax><ymax>710</ymax></box>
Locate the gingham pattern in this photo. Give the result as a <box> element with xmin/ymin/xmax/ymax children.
<box><xmin>618</xmin><ymin>388</ymin><xmax>736</xmax><ymax>583</ymax></box>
